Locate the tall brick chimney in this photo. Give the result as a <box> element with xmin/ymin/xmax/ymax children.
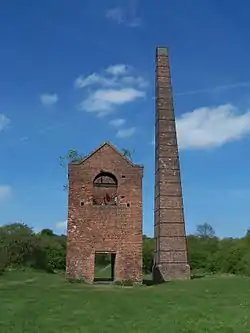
<box><xmin>153</xmin><ymin>46</ymin><xmax>190</xmax><ymax>281</ymax></box>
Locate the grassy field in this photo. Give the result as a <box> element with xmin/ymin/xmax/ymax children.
<box><xmin>0</xmin><ymin>271</ymin><xmax>250</xmax><ymax>332</ymax></box>
<box><xmin>94</xmin><ymin>264</ymin><xmax>112</xmax><ymax>280</ymax></box>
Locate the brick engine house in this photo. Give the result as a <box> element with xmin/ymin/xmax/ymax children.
<box><xmin>66</xmin><ymin>142</ymin><xmax>143</xmax><ymax>283</ymax></box>
<box><xmin>66</xmin><ymin>46</ymin><xmax>190</xmax><ymax>284</ymax></box>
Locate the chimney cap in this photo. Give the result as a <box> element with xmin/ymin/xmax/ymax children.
<box><xmin>156</xmin><ymin>47</ymin><xmax>168</xmax><ymax>56</ymax></box>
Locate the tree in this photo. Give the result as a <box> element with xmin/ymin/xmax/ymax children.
<box><xmin>121</xmin><ymin>148</ymin><xmax>133</xmax><ymax>161</ymax></box>
<box><xmin>40</xmin><ymin>229</ymin><xmax>54</xmax><ymax>237</ymax></box>
<box><xmin>59</xmin><ymin>149</ymin><xmax>84</xmax><ymax>168</ymax></box>
<box><xmin>38</xmin><ymin>233</ymin><xmax>66</xmax><ymax>272</ymax></box>
<box><xmin>0</xmin><ymin>246</ymin><xmax>7</xmax><ymax>275</ymax></box>
<box><xmin>143</xmin><ymin>236</ymin><xmax>154</xmax><ymax>273</ymax></box>
<box><xmin>2</xmin><ymin>220</ymin><xmax>250</xmax><ymax>277</ymax></box>
<box><xmin>59</xmin><ymin>149</ymin><xmax>85</xmax><ymax>190</ymax></box>
<box><xmin>196</xmin><ymin>223</ymin><xmax>215</xmax><ymax>238</ymax></box>
<box><xmin>0</xmin><ymin>223</ymin><xmax>41</xmax><ymax>268</ymax></box>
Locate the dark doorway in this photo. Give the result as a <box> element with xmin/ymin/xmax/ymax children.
<box><xmin>94</xmin><ymin>252</ymin><xmax>116</xmax><ymax>282</ymax></box>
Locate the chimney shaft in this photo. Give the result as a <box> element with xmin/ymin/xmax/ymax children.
<box><xmin>153</xmin><ymin>46</ymin><xmax>190</xmax><ymax>282</ymax></box>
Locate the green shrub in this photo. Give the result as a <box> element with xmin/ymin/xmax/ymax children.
<box><xmin>0</xmin><ymin>247</ymin><xmax>7</xmax><ymax>275</ymax></box>
<box><xmin>114</xmin><ymin>280</ymin><xmax>134</xmax><ymax>286</ymax></box>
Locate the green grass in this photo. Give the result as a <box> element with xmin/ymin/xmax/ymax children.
<box><xmin>0</xmin><ymin>271</ymin><xmax>250</xmax><ymax>332</ymax></box>
<box><xmin>94</xmin><ymin>264</ymin><xmax>112</xmax><ymax>279</ymax></box>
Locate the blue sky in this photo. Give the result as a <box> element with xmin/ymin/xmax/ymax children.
<box><xmin>1</xmin><ymin>0</ymin><xmax>250</xmax><ymax>238</ymax></box>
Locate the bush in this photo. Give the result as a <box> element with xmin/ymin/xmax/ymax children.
<box><xmin>38</xmin><ymin>235</ymin><xmax>66</xmax><ymax>273</ymax></box>
<box><xmin>114</xmin><ymin>280</ymin><xmax>134</xmax><ymax>286</ymax></box>
<box><xmin>0</xmin><ymin>223</ymin><xmax>66</xmax><ymax>274</ymax></box>
<box><xmin>1</xmin><ymin>222</ymin><xmax>250</xmax><ymax>279</ymax></box>
<box><xmin>0</xmin><ymin>247</ymin><xmax>7</xmax><ymax>275</ymax></box>
<box><xmin>143</xmin><ymin>236</ymin><xmax>154</xmax><ymax>274</ymax></box>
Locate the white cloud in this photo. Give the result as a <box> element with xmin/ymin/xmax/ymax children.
<box><xmin>75</xmin><ymin>73</ymin><xmax>147</xmax><ymax>91</ymax></box>
<box><xmin>55</xmin><ymin>220</ymin><xmax>67</xmax><ymax>230</ymax></box>
<box><xmin>0</xmin><ymin>114</ymin><xmax>10</xmax><ymax>132</ymax></box>
<box><xmin>80</xmin><ymin>88</ymin><xmax>145</xmax><ymax>116</ymax></box>
<box><xmin>76</xmin><ymin>64</ymin><xmax>147</xmax><ymax>117</ymax></box>
<box><xmin>127</xmin><ymin>17</ymin><xmax>142</xmax><ymax>28</ymax></box>
<box><xmin>109</xmin><ymin>118</ymin><xmax>126</xmax><ymax>127</ymax></box>
<box><xmin>0</xmin><ymin>185</ymin><xmax>12</xmax><ymax>201</ymax></box>
<box><xmin>106</xmin><ymin>8</ymin><xmax>124</xmax><ymax>24</ymax></box>
<box><xmin>105</xmin><ymin>64</ymin><xmax>129</xmax><ymax>76</ymax></box>
<box><xmin>176</xmin><ymin>103</ymin><xmax>250</xmax><ymax>150</ymax></box>
<box><xmin>75</xmin><ymin>65</ymin><xmax>147</xmax><ymax>90</ymax></box>
<box><xmin>96</xmin><ymin>88</ymin><xmax>144</xmax><ymax>104</ymax></box>
<box><xmin>116</xmin><ymin>127</ymin><xmax>136</xmax><ymax>138</ymax></box>
<box><xmin>40</xmin><ymin>93</ymin><xmax>58</xmax><ymax>106</ymax></box>
<box><xmin>75</xmin><ymin>73</ymin><xmax>115</xmax><ymax>89</ymax></box>
<box><xmin>106</xmin><ymin>7</ymin><xmax>142</xmax><ymax>28</ymax></box>
<box><xmin>81</xmin><ymin>88</ymin><xmax>145</xmax><ymax>116</ymax></box>
<box><xmin>175</xmin><ymin>80</ymin><xmax>250</xmax><ymax>97</ymax></box>
<box><xmin>120</xmin><ymin>76</ymin><xmax>148</xmax><ymax>88</ymax></box>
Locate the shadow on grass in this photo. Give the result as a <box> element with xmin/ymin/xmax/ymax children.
<box><xmin>94</xmin><ymin>277</ymin><xmax>113</xmax><ymax>284</ymax></box>
<box><xmin>94</xmin><ymin>274</ymin><xmax>207</xmax><ymax>285</ymax></box>
<box><xmin>144</xmin><ymin>271</ymin><xmax>208</xmax><ymax>284</ymax></box>
<box><xmin>143</xmin><ymin>279</ymin><xmax>166</xmax><ymax>286</ymax></box>
<box><xmin>191</xmin><ymin>273</ymin><xmax>206</xmax><ymax>280</ymax></box>
<box><xmin>94</xmin><ymin>277</ymin><xmax>164</xmax><ymax>286</ymax></box>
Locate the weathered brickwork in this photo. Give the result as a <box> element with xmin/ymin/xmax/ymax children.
<box><xmin>66</xmin><ymin>142</ymin><xmax>143</xmax><ymax>284</ymax></box>
<box><xmin>153</xmin><ymin>47</ymin><xmax>190</xmax><ymax>281</ymax></box>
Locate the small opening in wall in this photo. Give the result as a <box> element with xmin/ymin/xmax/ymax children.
<box><xmin>80</xmin><ymin>201</ymin><xmax>84</xmax><ymax>206</ymax></box>
<box><xmin>121</xmin><ymin>196</ymin><xmax>125</xmax><ymax>199</ymax></box>
<box><xmin>122</xmin><ymin>175</ymin><xmax>126</xmax><ymax>178</ymax></box>
<box><xmin>127</xmin><ymin>203</ymin><xmax>130</xmax><ymax>207</ymax></box>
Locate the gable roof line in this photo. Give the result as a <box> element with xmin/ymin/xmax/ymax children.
<box><xmin>69</xmin><ymin>141</ymin><xmax>143</xmax><ymax>168</ymax></box>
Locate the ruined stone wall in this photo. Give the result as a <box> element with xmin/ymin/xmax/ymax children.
<box><xmin>66</xmin><ymin>144</ymin><xmax>143</xmax><ymax>283</ymax></box>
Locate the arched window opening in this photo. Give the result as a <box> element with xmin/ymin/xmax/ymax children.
<box><xmin>93</xmin><ymin>172</ymin><xmax>118</xmax><ymax>206</ymax></box>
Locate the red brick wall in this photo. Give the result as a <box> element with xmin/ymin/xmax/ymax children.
<box><xmin>154</xmin><ymin>47</ymin><xmax>190</xmax><ymax>281</ymax></box>
<box><xmin>66</xmin><ymin>143</ymin><xmax>143</xmax><ymax>283</ymax></box>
